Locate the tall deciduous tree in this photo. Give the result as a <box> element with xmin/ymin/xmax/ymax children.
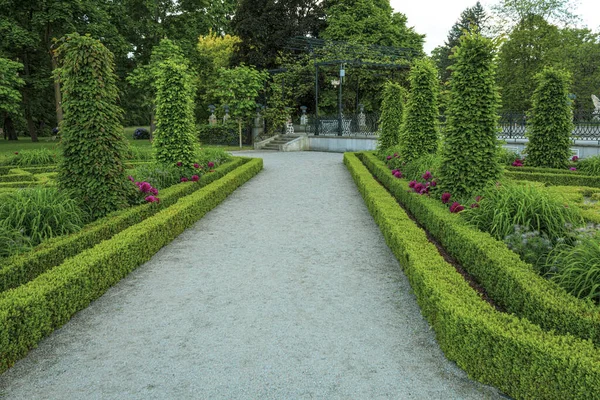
<box><xmin>525</xmin><ymin>67</ymin><xmax>574</xmax><ymax>169</ymax></box>
<box><xmin>432</xmin><ymin>2</ymin><xmax>489</xmax><ymax>83</ymax></box>
<box><xmin>212</xmin><ymin>66</ymin><xmax>268</xmax><ymax>147</ymax></box>
<box><xmin>56</xmin><ymin>33</ymin><xmax>130</xmax><ymax>219</ymax></box>
<box><xmin>496</xmin><ymin>14</ymin><xmax>561</xmax><ymax>111</ymax></box>
<box><xmin>491</xmin><ymin>0</ymin><xmax>580</xmax><ymax>32</ymax></box>
<box><xmin>232</xmin><ymin>0</ymin><xmax>325</xmax><ymax>68</ymax></box>
<box><xmin>438</xmin><ymin>32</ymin><xmax>501</xmax><ymax>198</ymax></box>
<box><xmin>322</xmin><ymin>0</ymin><xmax>424</xmax><ymax>52</ymax></box>
<box><xmin>0</xmin><ymin>58</ymin><xmax>25</xmax><ymax>140</ymax></box>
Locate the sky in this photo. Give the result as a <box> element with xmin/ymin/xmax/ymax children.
<box><xmin>389</xmin><ymin>0</ymin><xmax>600</xmax><ymax>54</ymax></box>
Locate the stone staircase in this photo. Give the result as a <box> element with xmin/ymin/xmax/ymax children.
<box><xmin>261</xmin><ymin>135</ymin><xmax>302</xmax><ymax>151</ymax></box>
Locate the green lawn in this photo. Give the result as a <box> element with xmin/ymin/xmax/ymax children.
<box><xmin>0</xmin><ymin>127</ymin><xmax>253</xmax><ymax>157</ymax></box>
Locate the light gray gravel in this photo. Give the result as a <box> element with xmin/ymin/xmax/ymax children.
<box><xmin>0</xmin><ymin>151</ymin><xmax>503</xmax><ymax>400</ymax></box>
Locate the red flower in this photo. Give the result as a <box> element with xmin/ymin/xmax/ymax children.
<box><xmin>408</xmin><ymin>180</ymin><xmax>417</xmax><ymax>188</ymax></box>
<box><xmin>138</xmin><ymin>182</ymin><xmax>152</xmax><ymax>193</ymax></box>
<box><xmin>570</xmin><ymin>167</ymin><xmax>577</xmax><ymax>171</ymax></box>
<box><xmin>14</xmin><ymin>152</ymin><xmax>18</xmax><ymax>155</ymax></box>
<box><xmin>394</xmin><ymin>171</ymin><xmax>402</xmax><ymax>178</ymax></box>
<box><xmin>441</xmin><ymin>192</ymin><xmax>451</xmax><ymax>204</ymax></box>
<box><xmin>475</xmin><ymin>195</ymin><xmax>482</xmax><ymax>202</ymax></box>
<box><xmin>145</xmin><ymin>195</ymin><xmax>159</xmax><ymax>203</ymax></box>
<box><xmin>191</xmin><ymin>175</ymin><xmax>199</xmax><ymax>182</ymax></box>
<box><xmin>430</xmin><ymin>180</ymin><xmax>437</xmax><ymax>187</ymax></box>
<box><xmin>194</xmin><ymin>163</ymin><xmax>200</xmax><ymax>168</ymax></box>
<box><xmin>470</xmin><ymin>203</ymin><xmax>479</xmax><ymax>209</ymax></box>
<box><xmin>208</xmin><ymin>161</ymin><xmax>215</xmax><ymax>168</ymax></box>
<box><xmin>449</xmin><ymin>202</ymin><xmax>465</xmax><ymax>213</ymax></box>
<box><xmin>422</xmin><ymin>171</ymin><xmax>432</xmax><ymax>181</ymax></box>
<box><xmin>393</xmin><ymin>153</ymin><xmax>399</xmax><ymax>158</ymax></box>
<box><xmin>386</xmin><ymin>155</ymin><xmax>392</xmax><ymax>160</ymax></box>
<box><xmin>572</xmin><ymin>155</ymin><xmax>579</xmax><ymax>162</ymax></box>
<box><xmin>150</xmin><ymin>187</ymin><xmax>158</xmax><ymax>195</ymax></box>
<box><xmin>128</xmin><ymin>175</ymin><xmax>135</xmax><ymax>182</ymax></box>
<box><xmin>176</xmin><ymin>162</ymin><xmax>182</xmax><ymax>167</ymax></box>
<box><xmin>181</xmin><ymin>177</ymin><xmax>189</xmax><ymax>182</ymax></box>
<box><xmin>512</xmin><ymin>159</ymin><xmax>523</xmax><ymax>167</ymax></box>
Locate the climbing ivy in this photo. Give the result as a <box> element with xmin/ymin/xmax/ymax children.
<box><xmin>525</xmin><ymin>67</ymin><xmax>574</xmax><ymax>169</ymax></box>
<box><xmin>438</xmin><ymin>32</ymin><xmax>501</xmax><ymax>198</ymax></box>
<box><xmin>153</xmin><ymin>58</ymin><xmax>197</xmax><ymax>167</ymax></box>
<box><xmin>400</xmin><ymin>58</ymin><xmax>440</xmax><ymax>161</ymax></box>
<box><xmin>55</xmin><ymin>33</ymin><xmax>130</xmax><ymax>219</ymax></box>
<box><xmin>377</xmin><ymin>81</ymin><xmax>405</xmax><ymax>151</ymax></box>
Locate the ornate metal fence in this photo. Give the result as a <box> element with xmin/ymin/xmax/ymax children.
<box><xmin>439</xmin><ymin>111</ymin><xmax>600</xmax><ymax>140</ymax></box>
<box><xmin>306</xmin><ymin>113</ymin><xmax>379</xmax><ymax>136</ymax></box>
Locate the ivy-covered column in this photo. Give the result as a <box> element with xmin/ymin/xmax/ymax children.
<box><xmin>55</xmin><ymin>33</ymin><xmax>130</xmax><ymax>219</ymax></box>
<box><xmin>377</xmin><ymin>81</ymin><xmax>405</xmax><ymax>152</ymax></box>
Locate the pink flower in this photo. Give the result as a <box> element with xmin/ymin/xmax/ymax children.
<box><xmin>570</xmin><ymin>167</ymin><xmax>577</xmax><ymax>171</ymax></box>
<box><xmin>393</xmin><ymin>153</ymin><xmax>399</xmax><ymax>158</ymax></box>
<box><xmin>194</xmin><ymin>163</ymin><xmax>200</xmax><ymax>168</ymax></box>
<box><xmin>145</xmin><ymin>195</ymin><xmax>159</xmax><ymax>203</ymax></box>
<box><xmin>138</xmin><ymin>182</ymin><xmax>152</xmax><ymax>193</ymax></box>
<box><xmin>150</xmin><ymin>187</ymin><xmax>158</xmax><ymax>195</ymax></box>
<box><xmin>470</xmin><ymin>203</ymin><xmax>480</xmax><ymax>209</ymax></box>
<box><xmin>14</xmin><ymin>152</ymin><xmax>18</xmax><ymax>155</ymax></box>
<box><xmin>430</xmin><ymin>180</ymin><xmax>437</xmax><ymax>187</ymax></box>
<box><xmin>176</xmin><ymin>162</ymin><xmax>182</xmax><ymax>167</ymax></box>
<box><xmin>441</xmin><ymin>192</ymin><xmax>451</xmax><ymax>204</ymax></box>
<box><xmin>422</xmin><ymin>171</ymin><xmax>432</xmax><ymax>181</ymax></box>
<box><xmin>572</xmin><ymin>155</ymin><xmax>579</xmax><ymax>162</ymax></box>
<box><xmin>181</xmin><ymin>177</ymin><xmax>189</xmax><ymax>182</ymax></box>
<box><xmin>208</xmin><ymin>161</ymin><xmax>215</xmax><ymax>168</ymax></box>
<box><xmin>512</xmin><ymin>159</ymin><xmax>523</xmax><ymax>167</ymax></box>
<box><xmin>128</xmin><ymin>175</ymin><xmax>134</xmax><ymax>182</ymax></box>
<box><xmin>414</xmin><ymin>183</ymin><xmax>425</xmax><ymax>193</ymax></box>
<box><xmin>386</xmin><ymin>155</ymin><xmax>392</xmax><ymax>160</ymax></box>
<box><xmin>475</xmin><ymin>195</ymin><xmax>482</xmax><ymax>202</ymax></box>
<box><xmin>408</xmin><ymin>180</ymin><xmax>417</xmax><ymax>188</ymax></box>
<box><xmin>449</xmin><ymin>202</ymin><xmax>465</xmax><ymax>213</ymax></box>
<box><xmin>391</xmin><ymin>169</ymin><xmax>398</xmax><ymax>175</ymax></box>
<box><xmin>191</xmin><ymin>175</ymin><xmax>199</xmax><ymax>182</ymax></box>
<box><xmin>394</xmin><ymin>171</ymin><xmax>402</xmax><ymax>178</ymax></box>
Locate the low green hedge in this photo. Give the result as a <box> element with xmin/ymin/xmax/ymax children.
<box><xmin>505</xmin><ymin>170</ymin><xmax>600</xmax><ymax>187</ymax></box>
<box><xmin>360</xmin><ymin>152</ymin><xmax>600</xmax><ymax>346</ymax></box>
<box><xmin>0</xmin><ymin>157</ymin><xmax>262</xmax><ymax>373</ymax></box>
<box><xmin>345</xmin><ymin>152</ymin><xmax>600</xmax><ymax>399</ymax></box>
<box><xmin>0</xmin><ymin>158</ymin><xmax>247</xmax><ymax>293</ymax></box>
<box><xmin>0</xmin><ymin>172</ymin><xmax>35</xmax><ymax>183</ymax></box>
<box><xmin>0</xmin><ymin>181</ymin><xmax>41</xmax><ymax>188</ymax></box>
<box><xmin>506</xmin><ymin>165</ymin><xmax>581</xmax><ymax>175</ymax></box>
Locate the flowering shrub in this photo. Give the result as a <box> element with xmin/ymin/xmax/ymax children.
<box><xmin>512</xmin><ymin>158</ymin><xmax>524</xmax><ymax>167</ymax></box>
<box><xmin>132</xmin><ymin>179</ymin><xmax>160</xmax><ymax>203</ymax></box>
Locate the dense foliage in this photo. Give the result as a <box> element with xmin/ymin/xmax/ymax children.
<box><xmin>153</xmin><ymin>59</ymin><xmax>197</xmax><ymax>167</ymax></box>
<box><xmin>400</xmin><ymin>58</ymin><xmax>439</xmax><ymax>161</ymax></box>
<box><xmin>377</xmin><ymin>82</ymin><xmax>405</xmax><ymax>151</ymax></box>
<box><xmin>525</xmin><ymin>67</ymin><xmax>574</xmax><ymax>169</ymax></box>
<box><xmin>438</xmin><ymin>32</ymin><xmax>501</xmax><ymax>197</ymax></box>
<box><xmin>55</xmin><ymin>33</ymin><xmax>131</xmax><ymax>219</ymax></box>
<box><xmin>0</xmin><ymin>58</ymin><xmax>25</xmax><ymax>141</ymax></box>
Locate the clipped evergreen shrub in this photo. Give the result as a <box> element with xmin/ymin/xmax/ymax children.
<box><xmin>153</xmin><ymin>59</ymin><xmax>197</xmax><ymax>168</ymax></box>
<box><xmin>400</xmin><ymin>58</ymin><xmax>440</xmax><ymax>161</ymax></box>
<box><xmin>525</xmin><ymin>67</ymin><xmax>574</xmax><ymax>169</ymax></box>
<box><xmin>377</xmin><ymin>82</ymin><xmax>405</xmax><ymax>151</ymax></box>
<box><xmin>55</xmin><ymin>33</ymin><xmax>131</xmax><ymax>219</ymax></box>
<box><xmin>438</xmin><ymin>32</ymin><xmax>501</xmax><ymax>197</ymax></box>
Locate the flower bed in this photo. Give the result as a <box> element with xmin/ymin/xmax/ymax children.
<box><xmin>344</xmin><ymin>152</ymin><xmax>600</xmax><ymax>400</ymax></box>
<box><xmin>0</xmin><ymin>157</ymin><xmax>248</xmax><ymax>293</ymax></box>
<box><xmin>359</xmin><ymin>152</ymin><xmax>600</xmax><ymax>345</ymax></box>
<box><xmin>0</xmin><ymin>157</ymin><xmax>262</xmax><ymax>373</ymax></box>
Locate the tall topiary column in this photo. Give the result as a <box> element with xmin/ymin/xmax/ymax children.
<box><xmin>153</xmin><ymin>59</ymin><xmax>197</xmax><ymax>167</ymax></box>
<box><xmin>438</xmin><ymin>32</ymin><xmax>501</xmax><ymax>198</ymax></box>
<box><xmin>377</xmin><ymin>81</ymin><xmax>406</xmax><ymax>151</ymax></box>
<box><xmin>400</xmin><ymin>58</ymin><xmax>440</xmax><ymax>161</ymax></box>
<box><xmin>56</xmin><ymin>33</ymin><xmax>130</xmax><ymax>219</ymax></box>
<box><xmin>525</xmin><ymin>67</ymin><xmax>574</xmax><ymax>169</ymax></box>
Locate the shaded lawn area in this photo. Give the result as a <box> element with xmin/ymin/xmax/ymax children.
<box><xmin>0</xmin><ymin>127</ymin><xmax>252</xmax><ymax>157</ymax></box>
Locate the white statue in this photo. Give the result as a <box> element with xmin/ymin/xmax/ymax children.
<box><xmin>593</xmin><ymin>94</ymin><xmax>600</xmax><ymax>121</ymax></box>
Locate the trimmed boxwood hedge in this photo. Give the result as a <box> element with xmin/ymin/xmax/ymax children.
<box><xmin>0</xmin><ymin>172</ymin><xmax>35</xmax><ymax>183</ymax></box>
<box><xmin>0</xmin><ymin>181</ymin><xmax>41</xmax><ymax>188</ymax></box>
<box><xmin>0</xmin><ymin>158</ymin><xmax>247</xmax><ymax>293</ymax></box>
<box><xmin>345</xmin><ymin>152</ymin><xmax>600</xmax><ymax>400</ymax></box>
<box><xmin>505</xmin><ymin>170</ymin><xmax>600</xmax><ymax>187</ymax></box>
<box><xmin>360</xmin><ymin>152</ymin><xmax>600</xmax><ymax>346</ymax></box>
<box><xmin>0</xmin><ymin>157</ymin><xmax>262</xmax><ymax>373</ymax></box>
<box><xmin>505</xmin><ymin>165</ymin><xmax>580</xmax><ymax>175</ymax></box>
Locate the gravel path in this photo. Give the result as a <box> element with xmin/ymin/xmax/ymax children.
<box><xmin>0</xmin><ymin>151</ymin><xmax>503</xmax><ymax>399</ymax></box>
